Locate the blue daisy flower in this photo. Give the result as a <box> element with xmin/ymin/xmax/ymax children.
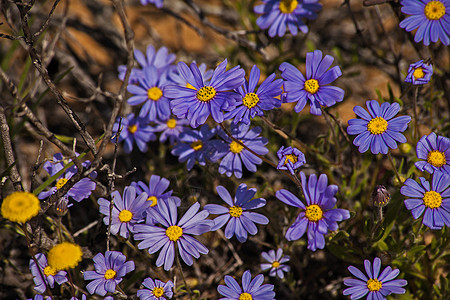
<box><xmin>38</xmin><ymin>153</ymin><xmax>97</xmax><ymax>203</ymax></box>
<box><xmin>133</xmin><ymin>198</ymin><xmax>213</xmax><ymax>271</ymax></box>
<box><xmin>217</xmin><ymin>270</ymin><xmax>275</xmax><ymax>300</ymax></box>
<box><xmin>30</xmin><ymin>253</ymin><xmax>67</xmax><ymax>293</ymax></box>
<box><xmin>399</xmin><ymin>0</ymin><xmax>449</xmax><ymax>46</ymax></box>
<box><xmin>224</xmin><ymin>65</ymin><xmax>283</xmax><ymax>124</ymax></box>
<box><xmin>127</xmin><ymin>65</ymin><xmax>172</xmax><ymax>122</ymax></box>
<box><xmin>171</xmin><ymin>124</ymin><xmax>220</xmax><ymax>171</ymax></box>
<box><xmin>140</xmin><ymin>0</ymin><xmax>164</xmax><ymax>8</ymax></box>
<box><xmin>165</xmin><ymin>59</ymin><xmax>245</xmax><ymax>128</ymax></box>
<box><xmin>151</xmin><ymin>116</ymin><xmax>190</xmax><ymax>145</ymax></box>
<box><xmin>254</xmin><ymin>0</ymin><xmax>322</xmax><ymax>37</ymax></box>
<box><xmin>169</xmin><ymin>62</ymin><xmax>213</xmax><ymax>88</ymax></box>
<box><xmin>347</xmin><ymin>100</ymin><xmax>411</xmax><ymax>154</ymax></box>
<box><xmin>401</xmin><ymin>171</ymin><xmax>450</xmax><ymax>229</ymax></box>
<box><xmin>405</xmin><ymin>60</ymin><xmax>433</xmax><ymax>85</ymax></box>
<box><xmin>98</xmin><ymin>186</ymin><xmax>151</xmax><ymax>238</ymax></box>
<box><xmin>276</xmin><ymin>146</ymin><xmax>306</xmax><ymax>175</ymax></box>
<box><xmin>112</xmin><ymin>113</ymin><xmax>156</xmax><ymax>153</ymax></box>
<box><xmin>260</xmin><ymin>248</ymin><xmax>290</xmax><ymax>279</ymax></box>
<box><xmin>131</xmin><ymin>175</ymin><xmax>181</xmax><ymax>225</ymax></box>
<box><xmin>84</xmin><ymin>251</ymin><xmax>135</xmax><ymax>296</ymax></box>
<box><xmin>415</xmin><ymin>132</ymin><xmax>450</xmax><ymax>175</ymax></box>
<box><xmin>204</xmin><ymin>184</ymin><xmax>269</xmax><ymax>243</ymax></box>
<box><xmin>279</xmin><ymin>50</ymin><xmax>344</xmax><ymax>115</ymax></box>
<box><xmin>276</xmin><ymin>172</ymin><xmax>350</xmax><ymax>251</ymax></box>
<box><xmin>215</xmin><ymin>123</ymin><xmax>269</xmax><ymax>178</ymax></box>
<box><xmin>118</xmin><ymin>45</ymin><xmax>176</xmax><ymax>84</ymax></box>
<box><xmin>343</xmin><ymin>257</ymin><xmax>407</xmax><ymax>300</ymax></box>
<box><xmin>137</xmin><ymin>278</ymin><xmax>174</xmax><ymax>300</ymax></box>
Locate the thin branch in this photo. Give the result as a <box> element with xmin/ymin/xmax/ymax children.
<box><xmin>0</xmin><ymin>107</ymin><xmax>23</xmax><ymax>191</ymax></box>
<box><xmin>33</xmin><ymin>0</ymin><xmax>62</xmax><ymax>38</ymax></box>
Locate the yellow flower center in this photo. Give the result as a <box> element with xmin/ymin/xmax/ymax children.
<box><xmin>305</xmin><ymin>204</ymin><xmax>323</xmax><ymax>222</ymax></box>
<box><xmin>128</xmin><ymin>124</ymin><xmax>138</xmax><ymax>134</ymax></box>
<box><xmin>186</xmin><ymin>83</ymin><xmax>196</xmax><ymax>90</ymax></box>
<box><xmin>153</xmin><ymin>287</ymin><xmax>165</xmax><ymax>297</ymax></box>
<box><xmin>43</xmin><ymin>265</ymin><xmax>57</xmax><ymax>277</ymax></box>
<box><xmin>279</xmin><ymin>0</ymin><xmax>298</xmax><ymax>14</ymax></box>
<box><xmin>367</xmin><ymin>117</ymin><xmax>388</xmax><ymax>135</ymax></box>
<box><xmin>118</xmin><ymin>209</ymin><xmax>133</xmax><ymax>223</ymax></box>
<box><xmin>166</xmin><ymin>225</ymin><xmax>183</xmax><ymax>241</ymax></box>
<box><xmin>196</xmin><ymin>86</ymin><xmax>216</xmax><ymax>102</ymax></box>
<box><xmin>56</xmin><ymin>178</ymin><xmax>69</xmax><ymax>190</ymax></box>
<box><xmin>147</xmin><ymin>196</ymin><xmax>158</xmax><ymax>207</ymax></box>
<box><xmin>191</xmin><ymin>141</ymin><xmax>203</xmax><ymax>151</ymax></box>
<box><xmin>272</xmin><ymin>261</ymin><xmax>280</xmax><ymax>268</ymax></box>
<box><xmin>242</xmin><ymin>93</ymin><xmax>260</xmax><ymax>109</ymax></box>
<box><xmin>229</xmin><ymin>206</ymin><xmax>243</xmax><ymax>218</ymax></box>
<box><xmin>284</xmin><ymin>154</ymin><xmax>298</xmax><ymax>165</ymax></box>
<box><xmin>166</xmin><ymin>119</ymin><xmax>177</xmax><ymax>129</ymax></box>
<box><xmin>304</xmin><ymin>79</ymin><xmax>320</xmax><ymax>94</ymax></box>
<box><xmin>1</xmin><ymin>191</ymin><xmax>40</xmax><ymax>223</ymax></box>
<box><xmin>239</xmin><ymin>292</ymin><xmax>253</xmax><ymax>300</ymax></box>
<box><xmin>413</xmin><ymin>67</ymin><xmax>425</xmax><ymax>80</ymax></box>
<box><xmin>147</xmin><ymin>87</ymin><xmax>163</xmax><ymax>101</ymax></box>
<box><xmin>424</xmin><ymin>1</ymin><xmax>446</xmax><ymax>20</ymax></box>
<box><xmin>104</xmin><ymin>269</ymin><xmax>117</xmax><ymax>280</ymax></box>
<box><xmin>366</xmin><ymin>278</ymin><xmax>382</xmax><ymax>291</ymax></box>
<box><xmin>423</xmin><ymin>191</ymin><xmax>442</xmax><ymax>209</ymax></box>
<box><xmin>427</xmin><ymin>150</ymin><xmax>446</xmax><ymax>168</ymax></box>
<box><xmin>230</xmin><ymin>140</ymin><xmax>244</xmax><ymax>154</ymax></box>
<box><xmin>48</xmin><ymin>242</ymin><xmax>83</xmax><ymax>270</ymax></box>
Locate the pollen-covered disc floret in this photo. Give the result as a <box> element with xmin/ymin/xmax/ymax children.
<box><xmin>1</xmin><ymin>191</ymin><xmax>40</xmax><ymax>223</ymax></box>
<box><xmin>217</xmin><ymin>270</ymin><xmax>275</xmax><ymax>299</ymax></box>
<box><xmin>347</xmin><ymin>100</ymin><xmax>411</xmax><ymax>154</ymax></box>
<box><xmin>276</xmin><ymin>172</ymin><xmax>350</xmax><ymax>251</ymax></box>
<box><xmin>280</xmin><ymin>50</ymin><xmax>344</xmax><ymax>115</ymax></box>
<box><xmin>48</xmin><ymin>242</ymin><xmax>83</xmax><ymax>270</ymax></box>
<box><xmin>261</xmin><ymin>248</ymin><xmax>291</xmax><ymax>279</ymax></box>
<box><xmin>83</xmin><ymin>251</ymin><xmax>135</xmax><ymax>297</ymax></box>
<box><xmin>400</xmin><ymin>0</ymin><xmax>449</xmax><ymax>46</ymax></box>
<box><xmin>401</xmin><ymin>171</ymin><xmax>450</xmax><ymax>229</ymax></box>
<box><xmin>204</xmin><ymin>184</ymin><xmax>269</xmax><ymax>243</ymax></box>
<box><xmin>415</xmin><ymin>132</ymin><xmax>450</xmax><ymax>175</ymax></box>
<box><xmin>343</xmin><ymin>257</ymin><xmax>407</xmax><ymax>299</ymax></box>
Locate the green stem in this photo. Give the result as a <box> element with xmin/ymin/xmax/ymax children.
<box><xmin>175</xmin><ymin>243</ymin><xmax>193</xmax><ymax>299</ymax></box>
<box><xmin>413</xmin><ymin>86</ymin><xmax>419</xmax><ymax>144</ymax></box>
<box><xmin>387</xmin><ymin>151</ymin><xmax>402</xmax><ymax>184</ymax></box>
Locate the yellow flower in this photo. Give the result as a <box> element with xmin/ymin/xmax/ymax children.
<box><xmin>1</xmin><ymin>191</ymin><xmax>40</xmax><ymax>223</ymax></box>
<box><xmin>48</xmin><ymin>242</ymin><xmax>83</xmax><ymax>270</ymax></box>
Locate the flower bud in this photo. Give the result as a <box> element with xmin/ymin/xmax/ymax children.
<box><xmin>55</xmin><ymin>197</ymin><xmax>72</xmax><ymax>216</ymax></box>
<box><xmin>372</xmin><ymin>185</ymin><xmax>390</xmax><ymax>207</ymax></box>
